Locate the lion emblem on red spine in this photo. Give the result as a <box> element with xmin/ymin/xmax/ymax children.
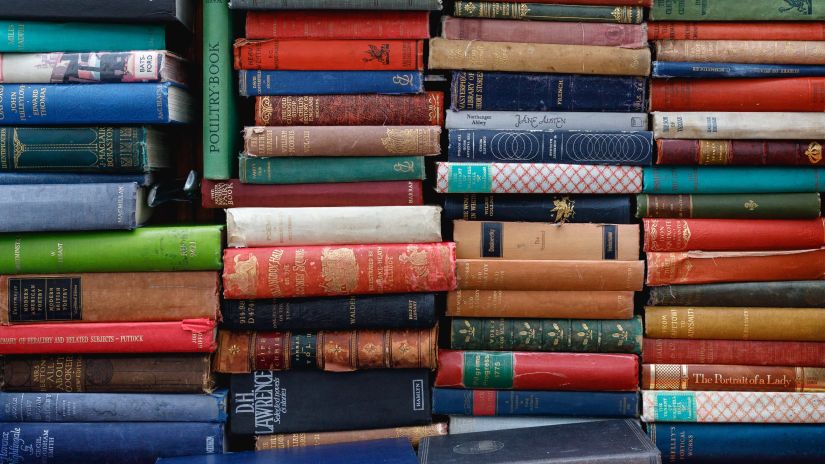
<box><xmin>320</xmin><ymin>247</ymin><xmax>358</xmax><ymax>294</ymax></box>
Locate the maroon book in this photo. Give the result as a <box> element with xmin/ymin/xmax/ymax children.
<box><xmin>643</xmin><ymin>338</ymin><xmax>825</xmax><ymax>367</ymax></box>
<box><xmin>657</xmin><ymin>139</ymin><xmax>825</xmax><ymax>166</ymax></box>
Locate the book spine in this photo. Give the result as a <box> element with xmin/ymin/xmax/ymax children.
<box><xmin>222</xmin><ymin>242</ymin><xmax>456</xmax><ymax>299</ymax></box>
<box><xmin>202</xmin><ymin>179</ymin><xmax>424</xmax><ymax>208</ymax></box>
<box><xmin>0</xmin><ymin>52</ymin><xmax>180</xmax><ymax>84</ymax></box>
<box><xmin>656</xmin><ymin>139</ymin><xmax>825</xmax><ymax>166</ymax></box>
<box><xmin>246</xmin><ymin>11</ymin><xmax>430</xmax><ymax>39</ymax></box>
<box><xmin>653</xmin><ymin>112</ymin><xmax>825</xmax><ymax>140</ymax></box>
<box><xmin>642</xmin><ymin>364</ymin><xmax>825</xmax><ymax>392</ymax></box>
<box><xmin>648</xmin><ymin>282</ymin><xmax>825</xmax><ymax>308</ymax></box>
<box><xmin>453</xmin><ymin>221</ymin><xmax>640</xmax><ymax>261</ymax></box>
<box><xmin>656</xmin><ymin>40</ymin><xmax>825</xmax><ymax>65</ymax></box>
<box><xmin>447</xmin><ymin>416</ymin><xmax>610</xmax><ymax>434</ymax></box>
<box><xmin>648</xmin><ymin>22</ymin><xmax>825</xmax><ymax>41</ymax></box>
<box><xmin>435</xmin><ymin>162</ymin><xmax>644</xmax><ymax>194</ymax></box>
<box><xmin>0</xmin><ymin>272</ymin><xmax>219</xmax><ymax>324</ymax></box>
<box><xmin>233</xmin><ymin>39</ymin><xmax>424</xmax><ymax>71</ymax></box>
<box><xmin>221</xmin><ymin>293</ymin><xmax>437</xmax><ymax>330</ymax></box>
<box><xmin>444</xmin><ymin>194</ymin><xmax>634</xmax><ymax>223</ymax></box>
<box><xmin>442</xmin><ymin>17</ymin><xmax>648</xmax><ymax>48</ymax></box>
<box><xmin>642</xmin><ymin>338</ymin><xmax>825</xmax><ymax>367</ymax></box>
<box><xmin>642</xmin><ymin>166</ymin><xmax>825</xmax><ymax>194</ymax></box>
<box><xmin>650</xmin><ymin>0</ymin><xmax>825</xmax><ymax>21</ymax></box>
<box><xmin>449</xmin><ymin>317</ymin><xmax>643</xmax><ymax>354</ymax></box>
<box><xmin>651</xmin><ymin>78</ymin><xmax>825</xmax><ymax>112</ymax></box>
<box><xmin>256</xmin><ymin>423</ymin><xmax>448</xmax><ymax>450</ymax></box>
<box><xmin>256</xmin><ymin>92</ymin><xmax>443</xmax><ymax>126</ymax></box>
<box><xmin>453</xmin><ymin>2</ymin><xmax>643</xmax><ymax>23</ymax></box>
<box><xmin>229</xmin><ymin>0</ymin><xmax>443</xmax><ymax>9</ymax></box>
<box><xmin>446</xmin><ymin>290</ymin><xmax>635</xmax><ymax>319</ymax></box>
<box><xmin>456</xmin><ymin>259</ymin><xmax>645</xmax><ymax>291</ymax></box>
<box><xmin>643</xmin><ymin>218</ymin><xmax>825</xmax><ymax>252</ymax></box>
<box><xmin>429</xmin><ymin>38</ymin><xmax>651</xmax><ymax>76</ymax></box>
<box><xmin>635</xmin><ymin>194</ymin><xmax>823</xmax><ymax>219</ymax></box>
<box><xmin>0</xmin><ymin>172</ymin><xmax>151</xmax><ymax>185</ymax></box>
<box><xmin>642</xmin><ymin>391</ymin><xmax>825</xmax><ymax>423</ymax></box>
<box><xmin>652</xmin><ymin>61</ymin><xmax>825</xmax><ymax>78</ymax></box>
<box><xmin>432</xmin><ymin>389</ymin><xmax>639</xmax><ymax>417</ymax></box>
<box><xmin>447</xmin><ymin>130</ymin><xmax>653</xmax><ymax>165</ymax></box>
<box><xmin>239</xmin><ymin>155</ymin><xmax>426</xmax><ymax>184</ymax></box>
<box><xmin>471</xmin><ymin>0</ymin><xmax>651</xmax><ymax>5</ymax></box>
<box><xmin>214</xmin><ymin>328</ymin><xmax>437</xmax><ymax>372</ymax></box>
<box><xmin>434</xmin><ymin>350</ymin><xmax>639</xmax><ymax>391</ymax></box>
<box><xmin>450</xmin><ymin>71</ymin><xmax>647</xmax><ymax>112</ymax></box>
<box><xmin>239</xmin><ymin>70</ymin><xmax>424</xmax><ymax>96</ymax></box>
<box><xmin>0</xmin><ymin>0</ymin><xmax>185</xmax><ymax>24</ymax></box>
<box><xmin>243</xmin><ymin>126</ymin><xmax>441</xmax><ymax>157</ymax></box>
<box><xmin>0</xmin><ymin>22</ymin><xmax>165</xmax><ymax>52</ymax></box>
<box><xmin>445</xmin><ymin>111</ymin><xmax>648</xmax><ymax>131</ymax></box>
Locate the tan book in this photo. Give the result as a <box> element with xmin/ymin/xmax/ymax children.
<box><xmin>656</xmin><ymin>40</ymin><xmax>825</xmax><ymax>65</ymax></box>
<box><xmin>447</xmin><ymin>290</ymin><xmax>635</xmax><ymax>319</ymax></box>
<box><xmin>256</xmin><ymin>423</ymin><xmax>448</xmax><ymax>450</ymax></box>
<box><xmin>456</xmin><ymin>259</ymin><xmax>645</xmax><ymax>291</ymax></box>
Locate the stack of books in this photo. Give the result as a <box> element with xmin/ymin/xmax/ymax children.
<box><xmin>642</xmin><ymin>0</ymin><xmax>825</xmax><ymax>462</ymax></box>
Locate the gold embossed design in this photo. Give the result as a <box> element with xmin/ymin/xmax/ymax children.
<box><xmin>258</xmin><ymin>97</ymin><xmax>274</xmax><ymax>125</ymax></box>
<box><xmin>381</xmin><ymin>128</ymin><xmax>424</xmax><ymax>155</ymax></box>
<box><xmin>805</xmin><ymin>141</ymin><xmax>822</xmax><ymax>164</ymax></box>
<box><xmin>681</xmin><ymin>221</ymin><xmax>692</xmax><ymax>246</ymax></box>
<box><xmin>551</xmin><ymin>197</ymin><xmax>575</xmax><ymax>223</ymax></box>
<box><xmin>399</xmin><ymin>245</ymin><xmax>430</xmax><ymax>279</ymax></box>
<box><xmin>394</xmin><ymin>160</ymin><xmax>415</xmax><ymax>172</ymax></box>
<box><xmin>651</xmin><ymin>364</ymin><xmax>685</xmax><ymax>390</ymax></box>
<box><xmin>210</xmin><ymin>182</ymin><xmax>234</xmax><ymax>207</ymax></box>
<box><xmin>518</xmin><ymin>321</ymin><xmax>537</xmax><ymax>345</ymax></box>
<box><xmin>611</xmin><ymin>322</ymin><xmax>631</xmax><ymax>347</ymax></box>
<box><xmin>320</xmin><ymin>247</ymin><xmax>359</xmax><ymax>294</ymax></box>
<box><xmin>518</xmin><ymin>4</ymin><xmax>530</xmax><ymax>18</ymax></box>
<box><xmin>225</xmin><ymin>254</ymin><xmax>258</xmax><ymax>297</ymax></box>
<box><xmin>744</xmin><ymin>200</ymin><xmax>759</xmax><ymax>211</ymax></box>
<box><xmin>611</xmin><ymin>6</ymin><xmax>639</xmax><ymax>23</ymax></box>
<box><xmin>698</xmin><ymin>140</ymin><xmax>730</xmax><ymax>165</ymax></box>
<box><xmin>458</xmin><ymin>319</ymin><xmax>477</xmax><ymax>343</ymax></box>
<box><xmin>460</xmin><ymin>1</ymin><xmax>476</xmax><ymax>14</ymax></box>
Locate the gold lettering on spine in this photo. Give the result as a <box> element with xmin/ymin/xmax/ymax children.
<box><xmin>698</xmin><ymin>140</ymin><xmax>730</xmax><ymax>165</ymax></box>
<box><xmin>226</xmin><ymin>254</ymin><xmax>259</xmax><ymax>298</ymax></box>
<box><xmin>321</xmin><ymin>247</ymin><xmax>358</xmax><ymax>294</ymax></box>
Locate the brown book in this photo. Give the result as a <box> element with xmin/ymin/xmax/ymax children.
<box><xmin>1</xmin><ymin>354</ymin><xmax>213</xmax><ymax>393</ymax></box>
<box><xmin>243</xmin><ymin>126</ymin><xmax>441</xmax><ymax>157</ymax></box>
<box><xmin>456</xmin><ymin>259</ymin><xmax>645</xmax><ymax>291</ymax></box>
<box><xmin>655</xmin><ymin>40</ymin><xmax>825</xmax><ymax>65</ymax></box>
<box><xmin>643</xmin><ymin>364</ymin><xmax>825</xmax><ymax>392</ymax></box>
<box><xmin>256</xmin><ymin>423</ymin><xmax>448</xmax><ymax>450</ymax></box>
<box><xmin>446</xmin><ymin>290</ymin><xmax>635</xmax><ymax>319</ymax></box>
<box><xmin>453</xmin><ymin>221</ymin><xmax>639</xmax><ymax>261</ymax></box>
<box><xmin>214</xmin><ymin>328</ymin><xmax>437</xmax><ymax>373</ymax></box>
<box><xmin>0</xmin><ymin>273</ymin><xmax>220</xmax><ymax>324</ymax></box>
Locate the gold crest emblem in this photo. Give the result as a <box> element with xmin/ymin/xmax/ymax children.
<box><xmin>320</xmin><ymin>247</ymin><xmax>359</xmax><ymax>294</ymax></box>
<box><xmin>744</xmin><ymin>200</ymin><xmax>759</xmax><ymax>211</ymax></box>
<box><xmin>551</xmin><ymin>197</ymin><xmax>575</xmax><ymax>223</ymax></box>
<box><xmin>381</xmin><ymin>128</ymin><xmax>423</xmax><ymax>154</ymax></box>
<box><xmin>224</xmin><ymin>253</ymin><xmax>258</xmax><ymax>297</ymax></box>
<box><xmin>399</xmin><ymin>245</ymin><xmax>431</xmax><ymax>279</ymax></box>
<box><xmin>805</xmin><ymin>142</ymin><xmax>822</xmax><ymax>164</ymax></box>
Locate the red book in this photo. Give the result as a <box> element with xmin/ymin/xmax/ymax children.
<box><xmin>0</xmin><ymin>319</ymin><xmax>217</xmax><ymax>355</ymax></box>
<box><xmin>483</xmin><ymin>0</ymin><xmax>651</xmax><ymax>5</ymax></box>
<box><xmin>643</xmin><ymin>338</ymin><xmax>825</xmax><ymax>367</ymax></box>
<box><xmin>649</xmin><ymin>22</ymin><xmax>825</xmax><ymax>41</ymax></box>
<box><xmin>201</xmin><ymin>180</ymin><xmax>424</xmax><ymax>208</ymax></box>
<box><xmin>245</xmin><ymin>11</ymin><xmax>430</xmax><ymax>39</ymax></box>
<box><xmin>643</xmin><ymin>218</ymin><xmax>825</xmax><ymax>252</ymax></box>
<box><xmin>233</xmin><ymin>39</ymin><xmax>424</xmax><ymax>71</ymax></box>
<box><xmin>222</xmin><ymin>243</ymin><xmax>457</xmax><ymax>299</ymax></box>
<box><xmin>651</xmin><ymin>78</ymin><xmax>825</xmax><ymax>112</ymax></box>
<box><xmin>656</xmin><ymin>139</ymin><xmax>825</xmax><ymax>166</ymax></box>
<box><xmin>435</xmin><ymin>350</ymin><xmax>639</xmax><ymax>392</ymax></box>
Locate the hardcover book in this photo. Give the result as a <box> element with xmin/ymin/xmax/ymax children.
<box><xmin>656</xmin><ymin>40</ymin><xmax>825</xmax><ymax>65</ymax></box>
<box><xmin>255</xmin><ymin>93</ymin><xmax>443</xmax><ymax>126</ymax></box>
<box><xmin>239</xmin><ymin>70</ymin><xmax>424</xmax><ymax>96</ymax></box>
<box><xmin>642</xmin><ymin>391</ymin><xmax>825</xmax><ymax>423</ymax></box>
<box><xmin>653</xmin><ymin>112</ymin><xmax>825</xmax><ymax>139</ymax></box>
<box><xmin>447</xmin><ymin>289</ymin><xmax>635</xmax><ymax>319</ymax></box>
<box><xmin>655</xmin><ymin>139</ymin><xmax>825</xmax><ymax>166</ymax></box>
<box><xmin>642</xmin><ymin>339</ymin><xmax>825</xmax><ymax>368</ymax></box>
<box><xmin>233</xmin><ymin>39</ymin><xmax>424</xmax><ymax>71</ymax></box>
<box><xmin>456</xmin><ymin>259</ymin><xmax>645</xmax><ymax>291</ymax></box>
<box><xmin>432</xmin><ymin>389</ymin><xmax>639</xmax><ymax>417</ymax></box>
<box><xmin>635</xmin><ymin>193</ymin><xmax>822</xmax><ymax>219</ymax></box>
<box><xmin>642</xmin><ymin>218</ymin><xmax>825</xmax><ymax>251</ymax></box>
<box><xmin>648</xmin><ymin>22</ymin><xmax>825</xmax><ymax>40</ymax></box>
<box><xmin>228</xmin><ymin>0</ymin><xmax>443</xmax><ymax>9</ymax></box>
<box><xmin>445</xmin><ymin>111</ymin><xmax>648</xmax><ymax>131</ymax></box>
<box><xmin>0</xmin><ymin>51</ymin><xmax>186</xmax><ymax>84</ymax></box>
<box><xmin>243</xmin><ymin>126</ymin><xmax>441</xmax><ymax>157</ymax></box>
<box><xmin>643</xmin><ymin>166</ymin><xmax>825</xmax><ymax>194</ymax></box>
<box><xmin>202</xmin><ymin>180</ymin><xmax>424</xmax><ymax>208</ymax></box>
<box><xmin>647</xmin><ymin>281</ymin><xmax>825</xmax><ymax>308</ymax></box>
<box><xmin>448</xmin><ymin>416</ymin><xmax>610</xmax><ymax>435</ymax></box>
<box><xmin>246</xmin><ymin>11</ymin><xmax>431</xmax><ymax>39</ymax></box>
<box><xmin>453</xmin><ymin>1</ymin><xmax>644</xmax><ymax>23</ymax></box>
<box><xmin>652</xmin><ymin>61</ymin><xmax>825</xmax><ymax>79</ymax></box>
<box><xmin>255</xmin><ymin>424</ymin><xmax>447</xmax><ymax>450</ymax></box>
<box><xmin>0</xmin><ymin>1</ymin><xmax>191</xmax><ymax>25</ymax></box>
<box><xmin>650</xmin><ymin>0</ymin><xmax>825</xmax><ymax>20</ymax></box>
<box><xmin>239</xmin><ymin>155</ymin><xmax>426</xmax><ymax>184</ymax></box>
<box><xmin>643</xmin><ymin>364</ymin><xmax>825</xmax><ymax>392</ymax></box>
<box><xmin>0</xmin><ymin>21</ymin><xmax>165</xmax><ymax>52</ymax></box>
<box><xmin>651</xmin><ymin>78</ymin><xmax>825</xmax><ymax>112</ymax></box>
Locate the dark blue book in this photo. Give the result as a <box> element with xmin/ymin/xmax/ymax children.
<box><xmin>239</xmin><ymin>70</ymin><xmax>423</xmax><ymax>96</ymax></box>
<box><xmin>433</xmin><ymin>389</ymin><xmax>638</xmax><ymax>417</ymax></box>
<box><xmin>0</xmin><ymin>172</ymin><xmax>152</xmax><ymax>185</ymax></box>
<box><xmin>448</xmin><ymin>129</ymin><xmax>654</xmax><ymax>165</ymax></box>
<box><xmin>0</xmin><ymin>390</ymin><xmax>227</xmax><ymax>422</ymax></box>
<box><xmin>156</xmin><ymin>438</ymin><xmax>417</xmax><ymax>464</ymax></box>
<box><xmin>652</xmin><ymin>61</ymin><xmax>825</xmax><ymax>78</ymax></box>
<box><xmin>0</xmin><ymin>422</ymin><xmax>222</xmax><ymax>463</ymax></box>
<box><xmin>443</xmin><ymin>194</ymin><xmax>633</xmax><ymax>223</ymax></box>
<box><xmin>451</xmin><ymin>72</ymin><xmax>647</xmax><ymax>112</ymax></box>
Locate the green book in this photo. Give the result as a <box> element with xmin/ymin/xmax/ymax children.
<box><xmin>635</xmin><ymin>193</ymin><xmax>822</xmax><ymax>219</ymax></box>
<box><xmin>650</xmin><ymin>0</ymin><xmax>825</xmax><ymax>21</ymax></box>
<box><xmin>1</xmin><ymin>21</ymin><xmax>165</xmax><ymax>52</ymax></box>
<box><xmin>239</xmin><ymin>155</ymin><xmax>426</xmax><ymax>184</ymax></box>
<box><xmin>202</xmin><ymin>0</ymin><xmax>239</xmax><ymax>180</ymax></box>
<box><xmin>455</xmin><ymin>1</ymin><xmax>644</xmax><ymax>23</ymax></box>
<box><xmin>0</xmin><ymin>226</ymin><xmax>224</xmax><ymax>274</ymax></box>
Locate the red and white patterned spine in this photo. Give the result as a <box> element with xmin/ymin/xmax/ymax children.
<box><xmin>642</xmin><ymin>390</ymin><xmax>825</xmax><ymax>423</ymax></box>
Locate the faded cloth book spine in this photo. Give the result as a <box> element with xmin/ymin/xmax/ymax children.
<box><xmin>645</xmin><ymin>306</ymin><xmax>825</xmax><ymax>341</ymax></box>
<box><xmin>202</xmin><ymin>180</ymin><xmax>424</xmax><ymax>208</ymax></box>
<box><xmin>642</xmin><ymin>391</ymin><xmax>825</xmax><ymax>423</ymax></box>
<box><xmin>653</xmin><ymin>112</ymin><xmax>825</xmax><ymax>139</ymax></box>
<box><xmin>239</xmin><ymin>70</ymin><xmax>424</xmax><ymax>96</ymax></box>
<box><xmin>648</xmin><ymin>22</ymin><xmax>825</xmax><ymax>40</ymax></box>
<box><xmin>445</xmin><ymin>111</ymin><xmax>648</xmax><ymax>131</ymax></box>
<box><xmin>256</xmin><ymin>423</ymin><xmax>448</xmax><ymax>450</ymax></box>
<box><xmin>453</xmin><ymin>221</ymin><xmax>640</xmax><ymax>260</ymax></box>
<box><xmin>649</xmin><ymin>0</ymin><xmax>825</xmax><ymax>21</ymax></box>
<box><xmin>0</xmin><ymin>51</ymin><xmax>185</xmax><ymax>84</ymax></box>
<box><xmin>432</xmin><ymin>389</ymin><xmax>639</xmax><ymax>417</ymax></box>
<box><xmin>255</xmin><ymin>93</ymin><xmax>443</xmax><ymax>126</ymax></box>
<box><xmin>0</xmin><ymin>272</ymin><xmax>219</xmax><ymax>324</ymax></box>
<box><xmin>435</xmin><ymin>350</ymin><xmax>639</xmax><ymax>391</ymax></box>
<box><xmin>446</xmin><ymin>289</ymin><xmax>635</xmax><ymax>319</ymax></box>
<box><xmin>0</xmin><ymin>21</ymin><xmax>164</xmax><ymax>52</ymax></box>
<box><xmin>243</xmin><ymin>126</ymin><xmax>441</xmax><ymax>157</ymax></box>
<box><xmin>239</xmin><ymin>155</ymin><xmax>426</xmax><ymax>184</ymax></box>
<box><xmin>229</xmin><ymin>0</ymin><xmax>443</xmax><ymax>9</ymax></box>
<box><xmin>651</xmin><ymin>78</ymin><xmax>825</xmax><ymax>112</ymax></box>
<box><xmin>233</xmin><ymin>39</ymin><xmax>424</xmax><ymax>70</ymax></box>
<box><xmin>429</xmin><ymin>38</ymin><xmax>651</xmax><ymax>76</ymax></box>
<box><xmin>456</xmin><ymin>259</ymin><xmax>645</xmax><ymax>291</ymax></box>
<box><xmin>245</xmin><ymin>11</ymin><xmax>430</xmax><ymax>39</ymax></box>
<box><xmin>648</xmin><ymin>282</ymin><xmax>825</xmax><ymax>308</ymax></box>
<box><xmin>222</xmin><ymin>242</ymin><xmax>456</xmax><ymax>299</ymax></box>
<box><xmin>656</xmin><ymin>139</ymin><xmax>825</xmax><ymax>166</ymax></box>
<box><xmin>636</xmin><ymin>193</ymin><xmax>823</xmax><ymax>219</ymax></box>
<box><xmin>646</xmin><ymin>249</ymin><xmax>825</xmax><ymax>285</ymax></box>
<box><xmin>1</xmin><ymin>354</ymin><xmax>213</xmax><ymax>393</ymax></box>
<box><xmin>435</xmin><ymin>162</ymin><xmax>644</xmax><ymax>194</ymax></box>
<box><xmin>226</xmin><ymin>206</ymin><xmax>442</xmax><ymax>247</ymax></box>
<box><xmin>642</xmin><ymin>338</ymin><xmax>825</xmax><ymax>367</ymax></box>
<box><xmin>214</xmin><ymin>328</ymin><xmax>436</xmax><ymax>372</ymax></box>
<box><xmin>449</xmin><ymin>317</ymin><xmax>643</xmax><ymax>354</ymax></box>
<box><xmin>643</xmin><ymin>218</ymin><xmax>825</xmax><ymax>251</ymax></box>
<box><xmin>442</xmin><ymin>17</ymin><xmax>648</xmax><ymax>48</ymax></box>
<box><xmin>444</xmin><ymin>194</ymin><xmax>634</xmax><ymax>223</ymax></box>
<box><xmin>448</xmin><ymin>417</ymin><xmax>611</xmax><ymax>435</ymax></box>
<box><xmin>652</xmin><ymin>61</ymin><xmax>825</xmax><ymax>79</ymax></box>
<box><xmin>0</xmin><ymin>0</ymin><xmax>190</xmax><ymax>25</ymax></box>
<box><xmin>643</xmin><ymin>166</ymin><xmax>825</xmax><ymax>194</ymax></box>
<box><xmin>642</xmin><ymin>364</ymin><xmax>825</xmax><ymax>392</ymax></box>
<box><xmin>453</xmin><ymin>2</ymin><xmax>643</xmax><ymax>23</ymax></box>
<box><xmin>656</xmin><ymin>40</ymin><xmax>825</xmax><ymax>65</ymax></box>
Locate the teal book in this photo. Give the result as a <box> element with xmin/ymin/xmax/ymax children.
<box><xmin>1</xmin><ymin>21</ymin><xmax>165</xmax><ymax>52</ymax></box>
<box><xmin>239</xmin><ymin>155</ymin><xmax>426</xmax><ymax>184</ymax></box>
<box><xmin>644</xmin><ymin>166</ymin><xmax>825</xmax><ymax>194</ymax></box>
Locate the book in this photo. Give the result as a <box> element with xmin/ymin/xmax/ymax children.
<box><xmin>228</xmin><ymin>0</ymin><xmax>443</xmax><ymax>9</ymax></box>
<box><xmin>656</xmin><ymin>40</ymin><xmax>825</xmax><ymax>65</ymax></box>
<box><xmin>432</xmin><ymin>389</ymin><xmax>639</xmax><ymax>417</ymax></box>
<box><xmin>655</xmin><ymin>139</ymin><xmax>825</xmax><ymax>166</ymax></box>
<box><xmin>233</xmin><ymin>39</ymin><xmax>424</xmax><ymax>71</ymax></box>
<box><xmin>643</xmin><ymin>218</ymin><xmax>825</xmax><ymax>252</ymax></box>
<box><xmin>650</xmin><ymin>0</ymin><xmax>825</xmax><ymax>20</ymax></box>
<box><xmin>435</xmin><ymin>162</ymin><xmax>644</xmax><ymax>194</ymax></box>
<box><xmin>487</xmin><ymin>0</ymin><xmax>650</xmax><ymax>5</ymax></box>
<box><xmin>652</xmin><ymin>61</ymin><xmax>825</xmax><ymax>78</ymax></box>
<box><xmin>435</xmin><ymin>350</ymin><xmax>639</xmax><ymax>391</ymax></box>
<box><xmin>255</xmin><ymin>93</ymin><xmax>443</xmax><ymax>126</ymax></box>
<box><xmin>642</xmin><ymin>167</ymin><xmax>825</xmax><ymax>194</ymax></box>
<box><xmin>256</xmin><ymin>424</ymin><xmax>448</xmax><ymax>450</ymax></box>
<box><xmin>239</xmin><ymin>155</ymin><xmax>426</xmax><ymax>184</ymax></box>
<box><xmin>222</xmin><ymin>242</ymin><xmax>456</xmax><ymax>299</ymax></box>
<box><xmin>246</xmin><ymin>11</ymin><xmax>430</xmax><ymax>39</ymax></box>
<box><xmin>447</xmin><ymin>130</ymin><xmax>654</xmax><ymax>165</ymax></box>
<box><xmin>651</xmin><ymin>78</ymin><xmax>825</xmax><ymax>112</ymax></box>
<box><xmin>642</xmin><ymin>364</ymin><xmax>825</xmax><ymax>392</ymax></box>
<box><xmin>447</xmin><ymin>289</ymin><xmax>635</xmax><ymax>319</ymax></box>
<box><xmin>0</xmin><ymin>390</ymin><xmax>227</xmax><ymax>422</ymax></box>
<box><xmin>448</xmin><ymin>416</ymin><xmax>610</xmax><ymax>434</ymax></box>
<box><xmin>636</xmin><ymin>193</ymin><xmax>823</xmax><ymax>219</ymax></box>
<box><xmin>0</xmin><ymin>21</ymin><xmax>164</xmax><ymax>52</ymax></box>
<box><xmin>648</xmin><ymin>22</ymin><xmax>825</xmax><ymax>41</ymax></box>
<box><xmin>456</xmin><ymin>259</ymin><xmax>645</xmax><ymax>291</ymax></box>
<box><xmin>230</xmin><ymin>369</ymin><xmax>432</xmax><ymax>434</ymax></box>
<box><xmin>642</xmin><ymin>391</ymin><xmax>825</xmax><ymax>423</ymax></box>
<box><xmin>444</xmin><ymin>194</ymin><xmax>634</xmax><ymax>223</ymax></box>
<box><xmin>239</xmin><ymin>70</ymin><xmax>424</xmax><ymax>96</ymax></box>
<box><xmin>202</xmin><ymin>180</ymin><xmax>424</xmax><ymax>208</ymax></box>
<box><xmin>429</xmin><ymin>39</ymin><xmax>651</xmax><ymax>76</ymax></box>
<box><xmin>0</xmin><ymin>1</ymin><xmax>193</xmax><ymax>27</ymax></box>
<box><xmin>243</xmin><ymin>126</ymin><xmax>441</xmax><ymax>157</ymax></box>
<box><xmin>648</xmin><ymin>282</ymin><xmax>825</xmax><ymax>308</ymax></box>
<box><xmin>214</xmin><ymin>328</ymin><xmax>436</xmax><ymax>372</ymax></box>
<box><xmin>0</xmin><ymin>272</ymin><xmax>219</xmax><ymax>324</ymax></box>
<box><xmin>0</xmin><ymin>172</ymin><xmax>152</xmax><ymax>186</ymax></box>
<box><xmin>445</xmin><ymin>111</ymin><xmax>648</xmax><ymax>131</ymax></box>
<box><xmin>0</xmin><ymin>225</ymin><xmax>224</xmax><ymax>274</ymax></box>
<box><xmin>642</xmin><ymin>339</ymin><xmax>825</xmax><ymax>367</ymax></box>
<box><xmin>653</xmin><ymin>112</ymin><xmax>825</xmax><ymax>139</ymax></box>
<box><xmin>453</xmin><ymin>2</ymin><xmax>644</xmax><ymax>23</ymax></box>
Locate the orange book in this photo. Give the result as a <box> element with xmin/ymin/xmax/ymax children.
<box><xmin>649</xmin><ymin>22</ymin><xmax>825</xmax><ymax>41</ymax></box>
<box><xmin>456</xmin><ymin>259</ymin><xmax>645</xmax><ymax>291</ymax></box>
<box><xmin>446</xmin><ymin>290</ymin><xmax>635</xmax><ymax>319</ymax></box>
<box><xmin>233</xmin><ymin>39</ymin><xmax>424</xmax><ymax>70</ymax></box>
<box><xmin>651</xmin><ymin>78</ymin><xmax>825</xmax><ymax>112</ymax></box>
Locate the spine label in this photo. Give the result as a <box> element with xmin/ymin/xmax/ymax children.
<box><xmin>8</xmin><ymin>277</ymin><xmax>81</xmax><ymax>322</ymax></box>
<box><xmin>462</xmin><ymin>351</ymin><xmax>514</xmax><ymax>388</ymax></box>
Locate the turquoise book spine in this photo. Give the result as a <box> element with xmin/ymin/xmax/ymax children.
<box><xmin>1</xmin><ymin>21</ymin><xmax>165</xmax><ymax>52</ymax></box>
<box><xmin>644</xmin><ymin>166</ymin><xmax>825</xmax><ymax>194</ymax></box>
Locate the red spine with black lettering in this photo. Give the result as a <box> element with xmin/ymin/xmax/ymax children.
<box><xmin>643</xmin><ymin>218</ymin><xmax>825</xmax><ymax>252</ymax></box>
<box><xmin>245</xmin><ymin>11</ymin><xmax>430</xmax><ymax>39</ymax></box>
<box><xmin>656</xmin><ymin>139</ymin><xmax>825</xmax><ymax>166</ymax></box>
<box><xmin>233</xmin><ymin>39</ymin><xmax>424</xmax><ymax>71</ymax></box>
<box><xmin>201</xmin><ymin>180</ymin><xmax>424</xmax><ymax>208</ymax></box>
<box><xmin>651</xmin><ymin>78</ymin><xmax>825</xmax><ymax>112</ymax></box>
<box><xmin>643</xmin><ymin>338</ymin><xmax>825</xmax><ymax>367</ymax></box>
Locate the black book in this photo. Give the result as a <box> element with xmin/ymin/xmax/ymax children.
<box><xmin>0</xmin><ymin>0</ymin><xmax>193</xmax><ymax>27</ymax></box>
<box><xmin>230</xmin><ymin>369</ymin><xmax>431</xmax><ymax>435</ymax></box>
<box><xmin>418</xmin><ymin>420</ymin><xmax>661</xmax><ymax>464</ymax></box>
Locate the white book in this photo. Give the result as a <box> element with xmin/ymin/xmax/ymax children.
<box><xmin>448</xmin><ymin>416</ymin><xmax>634</xmax><ymax>434</ymax></box>
<box><xmin>653</xmin><ymin>112</ymin><xmax>825</xmax><ymax>139</ymax></box>
<box><xmin>446</xmin><ymin>111</ymin><xmax>649</xmax><ymax>131</ymax></box>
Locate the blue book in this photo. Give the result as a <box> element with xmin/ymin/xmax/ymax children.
<box><xmin>653</xmin><ymin>61</ymin><xmax>825</xmax><ymax>78</ymax></box>
<box><xmin>0</xmin><ymin>422</ymin><xmax>223</xmax><ymax>463</ymax></box>
<box><xmin>448</xmin><ymin>129</ymin><xmax>654</xmax><ymax>165</ymax></box>
<box><xmin>238</xmin><ymin>70</ymin><xmax>423</xmax><ymax>96</ymax></box>
<box><xmin>649</xmin><ymin>423</ymin><xmax>825</xmax><ymax>463</ymax></box>
<box><xmin>0</xmin><ymin>172</ymin><xmax>152</xmax><ymax>185</ymax></box>
<box><xmin>0</xmin><ymin>83</ymin><xmax>190</xmax><ymax>124</ymax></box>
<box><xmin>156</xmin><ymin>438</ymin><xmax>416</xmax><ymax>464</ymax></box>
<box><xmin>433</xmin><ymin>389</ymin><xmax>638</xmax><ymax>417</ymax></box>
<box><xmin>644</xmin><ymin>166</ymin><xmax>825</xmax><ymax>194</ymax></box>
<box><xmin>450</xmin><ymin>72</ymin><xmax>648</xmax><ymax>112</ymax></box>
<box><xmin>443</xmin><ymin>194</ymin><xmax>633</xmax><ymax>223</ymax></box>
<box><xmin>0</xmin><ymin>390</ymin><xmax>227</xmax><ymax>422</ymax></box>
